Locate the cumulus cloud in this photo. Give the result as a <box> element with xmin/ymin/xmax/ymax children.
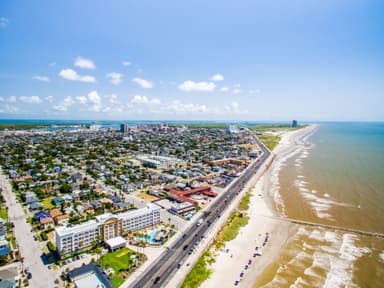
<box><xmin>233</xmin><ymin>89</ymin><xmax>242</xmax><ymax>94</ymax></box>
<box><xmin>131</xmin><ymin>95</ymin><xmax>160</xmax><ymax>105</ymax></box>
<box><xmin>45</xmin><ymin>96</ymin><xmax>54</xmax><ymax>103</ymax></box>
<box><xmin>3</xmin><ymin>105</ymin><xmax>19</xmax><ymax>113</ymax></box>
<box><xmin>74</xmin><ymin>57</ymin><xmax>96</xmax><ymax>69</ymax></box>
<box><xmin>225</xmin><ymin>101</ymin><xmax>247</xmax><ymax>114</ymax></box>
<box><xmin>106</xmin><ymin>94</ymin><xmax>118</xmax><ymax>104</ymax></box>
<box><xmin>220</xmin><ymin>86</ymin><xmax>229</xmax><ymax>92</ymax></box>
<box><xmin>32</xmin><ymin>75</ymin><xmax>50</xmax><ymax>82</ymax></box>
<box><xmin>19</xmin><ymin>96</ymin><xmax>42</xmax><ymax>104</ymax></box>
<box><xmin>76</xmin><ymin>96</ymin><xmax>88</xmax><ymax>104</ymax></box>
<box><xmin>106</xmin><ymin>72</ymin><xmax>123</xmax><ymax>85</ymax></box>
<box><xmin>59</xmin><ymin>69</ymin><xmax>96</xmax><ymax>83</ymax></box>
<box><xmin>122</xmin><ymin>61</ymin><xmax>131</xmax><ymax>67</ymax></box>
<box><xmin>210</xmin><ymin>74</ymin><xmax>224</xmax><ymax>81</ymax></box>
<box><xmin>0</xmin><ymin>96</ymin><xmax>17</xmax><ymax>103</ymax></box>
<box><xmin>165</xmin><ymin>100</ymin><xmax>208</xmax><ymax>113</ymax></box>
<box><xmin>53</xmin><ymin>96</ymin><xmax>74</xmax><ymax>111</ymax></box>
<box><xmin>178</xmin><ymin>80</ymin><xmax>215</xmax><ymax>92</ymax></box>
<box><xmin>132</xmin><ymin>77</ymin><xmax>153</xmax><ymax>89</ymax></box>
<box><xmin>0</xmin><ymin>17</ymin><xmax>9</xmax><ymax>28</ymax></box>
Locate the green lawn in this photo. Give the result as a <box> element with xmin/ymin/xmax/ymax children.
<box><xmin>41</xmin><ymin>198</ymin><xmax>54</xmax><ymax>210</ymax></box>
<box><xmin>182</xmin><ymin>191</ymin><xmax>252</xmax><ymax>288</ymax></box>
<box><xmin>98</xmin><ymin>248</ymin><xmax>137</xmax><ymax>287</ymax></box>
<box><xmin>257</xmin><ymin>133</ymin><xmax>281</xmax><ymax>151</ymax></box>
<box><xmin>181</xmin><ymin>251</ymin><xmax>214</xmax><ymax>288</ymax></box>
<box><xmin>238</xmin><ymin>193</ymin><xmax>251</xmax><ymax>212</ymax></box>
<box><xmin>216</xmin><ymin>211</ymin><xmax>249</xmax><ymax>245</ymax></box>
<box><xmin>0</xmin><ymin>206</ymin><xmax>8</xmax><ymax>220</ymax></box>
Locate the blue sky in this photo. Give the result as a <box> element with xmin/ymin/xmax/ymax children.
<box><xmin>0</xmin><ymin>0</ymin><xmax>383</xmax><ymax>121</ymax></box>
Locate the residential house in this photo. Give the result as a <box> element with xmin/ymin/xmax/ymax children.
<box><xmin>49</xmin><ymin>209</ymin><xmax>62</xmax><ymax>219</ymax></box>
<box><xmin>0</xmin><ymin>219</ymin><xmax>6</xmax><ymax>240</ymax></box>
<box><xmin>34</xmin><ymin>211</ymin><xmax>50</xmax><ymax>222</ymax></box>
<box><xmin>55</xmin><ymin>214</ymin><xmax>70</xmax><ymax>226</ymax></box>
<box><xmin>0</xmin><ymin>240</ymin><xmax>10</xmax><ymax>256</ymax></box>
<box><xmin>40</xmin><ymin>217</ymin><xmax>54</xmax><ymax>229</ymax></box>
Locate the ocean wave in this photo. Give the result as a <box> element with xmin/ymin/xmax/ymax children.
<box><xmin>323</xmin><ymin>233</ymin><xmax>371</xmax><ymax>288</ymax></box>
<box><xmin>379</xmin><ymin>251</ymin><xmax>384</xmax><ymax>263</ymax></box>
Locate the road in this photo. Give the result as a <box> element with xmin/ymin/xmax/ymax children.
<box><xmin>0</xmin><ymin>168</ymin><xmax>58</xmax><ymax>288</ymax></box>
<box><xmin>131</xmin><ymin>133</ymin><xmax>271</xmax><ymax>288</ymax></box>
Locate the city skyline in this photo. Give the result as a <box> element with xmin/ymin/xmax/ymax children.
<box><xmin>0</xmin><ymin>0</ymin><xmax>383</xmax><ymax>121</ymax></box>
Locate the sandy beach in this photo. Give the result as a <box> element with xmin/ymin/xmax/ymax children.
<box><xmin>201</xmin><ymin>125</ymin><xmax>318</xmax><ymax>288</ymax></box>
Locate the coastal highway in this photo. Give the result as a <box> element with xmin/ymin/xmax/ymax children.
<box><xmin>131</xmin><ymin>133</ymin><xmax>271</xmax><ymax>288</ymax></box>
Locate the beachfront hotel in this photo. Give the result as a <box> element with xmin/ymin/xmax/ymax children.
<box><xmin>55</xmin><ymin>203</ymin><xmax>161</xmax><ymax>256</ymax></box>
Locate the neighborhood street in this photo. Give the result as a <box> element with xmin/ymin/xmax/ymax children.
<box><xmin>0</xmin><ymin>168</ymin><xmax>58</xmax><ymax>288</ymax></box>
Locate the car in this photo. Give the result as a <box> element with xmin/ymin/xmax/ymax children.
<box><xmin>234</xmin><ymin>280</ymin><xmax>239</xmax><ymax>286</ymax></box>
<box><xmin>48</xmin><ymin>265</ymin><xmax>52</xmax><ymax>269</ymax></box>
<box><xmin>27</xmin><ymin>272</ymin><xmax>32</xmax><ymax>279</ymax></box>
<box><xmin>33</xmin><ymin>235</ymin><xmax>37</xmax><ymax>241</ymax></box>
<box><xmin>153</xmin><ymin>276</ymin><xmax>161</xmax><ymax>284</ymax></box>
<box><xmin>183</xmin><ymin>245</ymin><xmax>188</xmax><ymax>250</ymax></box>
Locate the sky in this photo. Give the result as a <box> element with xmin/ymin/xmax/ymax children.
<box><xmin>0</xmin><ymin>0</ymin><xmax>383</xmax><ymax>121</ymax></box>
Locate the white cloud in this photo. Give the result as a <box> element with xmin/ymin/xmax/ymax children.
<box><xmin>108</xmin><ymin>94</ymin><xmax>118</xmax><ymax>104</ymax></box>
<box><xmin>4</xmin><ymin>105</ymin><xmax>19</xmax><ymax>113</ymax></box>
<box><xmin>75</xmin><ymin>91</ymin><xmax>103</xmax><ymax>112</ymax></box>
<box><xmin>59</xmin><ymin>69</ymin><xmax>96</xmax><ymax>83</ymax></box>
<box><xmin>132</xmin><ymin>77</ymin><xmax>153</xmax><ymax>89</ymax></box>
<box><xmin>165</xmin><ymin>100</ymin><xmax>208</xmax><ymax>113</ymax></box>
<box><xmin>32</xmin><ymin>75</ymin><xmax>50</xmax><ymax>82</ymax></box>
<box><xmin>210</xmin><ymin>74</ymin><xmax>224</xmax><ymax>81</ymax></box>
<box><xmin>74</xmin><ymin>57</ymin><xmax>96</xmax><ymax>69</ymax></box>
<box><xmin>0</xmin><ymin>18</ymin><xmax>9</xmax><ymax>28</ymax></box>
<box><xmin>87</xmin><ymin>91</ymin><xmax>102</xmax><ymax>112</ymax></box>
<box><xmin>45</xmin><ymin>96</ymin><xmax>54</xmax><ymax>103</ymax></box>
<box><xmin>131</xmin><ymin>95</ymin><xmax>160</xmax><ymax>105</ymax></box>
<box><xmin>122</xmin><ymin>61</ymin><xmax>131</xmax><ymax>67</ymax></box>
<box><xmin>178</xmin><ymin>80</ymin><xmax>216</xmax><ymax>92</ymax></box>
<box><xmin>53</xmin><ymin>96</ymin><xmax>74</xmax><ymax>111</ymax></box>
<box><xmin>106</xmin><ymin>72</ymin><xmax>123</xmax><ymax>85</ymax></box>
<box><xmin>19</xmin><ymin>96</ymin><xmax>42</xmax><ymax>104</ymax></box>
<box><xmin>233</xmin><ymin>89</ymin><xmax>242</xmax><ymax>94</ymax></box>
<box><xmin>225</xmin><ymin>101</ymin><xmax>247</xmax><ymax>114</ymax></box>
<box><xmin>49</xmin><ymin>62</ymin><xmax>56</xmax><ymax>67</ymax></box>
<box><xmin>220</xmin><ymin>86</ymin><xmax>229</xmax><ymax>92</ymax></box>
<box><xmin>76</xmin><ymin>96</ymin><xmax>88</xmax><ymax>104</ymax></box>
<box><xmin>0</xmin><ymin>96</ymin><xmax>17</xmax><ymax>103</ymax></box>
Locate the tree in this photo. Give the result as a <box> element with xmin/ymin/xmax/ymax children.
<box><xmin>59</xmin><ymin>183</ymin><xmax>72</xmax><ymax>194</ymax></box>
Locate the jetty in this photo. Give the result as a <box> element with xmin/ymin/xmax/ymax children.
<box><xmin>266</xmin><ymin>215</ymin><xmax>384</xmax><ymax>239</ymax></box>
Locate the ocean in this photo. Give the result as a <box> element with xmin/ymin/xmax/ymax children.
<box><xmin>254</xmin><ymin>122</ymin><xmax>384</xmax><ymax>288</ymax></box>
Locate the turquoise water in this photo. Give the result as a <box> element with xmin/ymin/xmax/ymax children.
<box><xmin>140</xmin><ymin>229</ymin><xmax>161</xmax><ymax>244</ymax></box>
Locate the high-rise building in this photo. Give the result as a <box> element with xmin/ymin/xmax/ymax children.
<box><xmin>120</xmin><ymin>123</ymin><xmax>129</xmax><ymax>133</ymax></box>
<box><xmin>292</xmin><ymin>120</ymin><xmax>298</xmax><ymax>128</ymax></box>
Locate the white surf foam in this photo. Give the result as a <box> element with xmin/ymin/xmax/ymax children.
<box><xmin>379</xmin><ymin>251</ymin><xmax>384</xmax><ymax>263</ymax></box>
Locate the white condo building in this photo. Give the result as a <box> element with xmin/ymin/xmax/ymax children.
<box><xmin>56</xmin><ymin>204</ymin><xmax>161</xmax><ymax>256</ymax></box>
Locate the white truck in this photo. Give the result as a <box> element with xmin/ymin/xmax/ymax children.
<box><xmin>196</xmin><ymin>218</ymin><xmax>204</xmax><ymax>227</ymax></box>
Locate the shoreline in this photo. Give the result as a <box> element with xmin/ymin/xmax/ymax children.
<box><xmin>201</xmin><ymin>124</ymin><xmax>318</xmax><ymax>288</ymax></box>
